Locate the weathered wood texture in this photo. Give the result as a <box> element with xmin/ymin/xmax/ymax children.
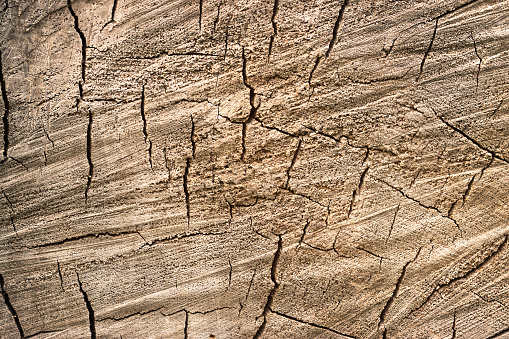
<box><xmin>1</xmin><ymin>0</ymin><xmax>509</xmax><ymax>338</ymax></box>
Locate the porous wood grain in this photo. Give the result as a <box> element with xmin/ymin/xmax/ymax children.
<box><xmin>1</xmin><ymin>0</ymin><xmax>509</xmax><ymax>338</ymax></box>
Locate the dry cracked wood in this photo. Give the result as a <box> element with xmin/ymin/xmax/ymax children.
<box><xmin>1</xmin><ymin>0</ymin><xmax>509</xmax><ymax>338</ymax></box>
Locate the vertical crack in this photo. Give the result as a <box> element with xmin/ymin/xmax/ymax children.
<box><xmin>253</xmin><ymin>235</ymin><xmax>283</xmax><ymax>339</ymax></box>
<box><xmin>462</xmin><ymin>173</ymin><xmax>476</xmax><ymax>205</ymax></box>
<box><xmin>184</xmin><ymin>310</ymin><xmax>189</xmax><ymax>339</ymax></box>
<box><xmin>76</xmin><ymin>272</ymin><xmax>96</xmax><ymax>339</ymax></box>
<box><xmin>224</xmin><ymin>24</ymin><xmax>229</xmax><ymax>61</ymax></box>
<box><xmin>183</xmin><ymin>158</ymin><xmax>191</xmax><ymax>226</ymax></box>
<box><xmin>377</xmin><ymin>248</ymin><xmax>421</xmax><ymax>331</ymax></box>
<box><xmin>416</xmin><ymin>18</ymin><xmax>438</xmax><ymax>82</ymax></box>
<box><xmin>470</xmin><ymin>32</ymin><xmax>482</xmax><ymax>92</ymax></box>
<box><xmin>85</xmin><ymin>109</ymin><xmax>93</xmax><ymax>203</ymax></box>
<box><xmin>240</xmin><ymin>47</ymin><xmax>260</xmax><ymax>162</ymax></box>
<box><xmin>0</xmin><ymin>50</ymin><xmax>10</xmax><ymax>162</ymax></box>
<box><xmin>213</xmin><ymin>3</ymin><xmax>221</xmax><ymax>33</ymax></box>
<box><xmin>325</xmin><ymin>0</ymin><xmax>349</xmax><ymax>58</ymax></box>
<box><xmin>67</xmin><ymin>0</ymin><xmax>87</xmax><ymax>83</ymax></box>
<box><xmin>199</xmin><ymin>0</ymin><xmax>203</xmax><ymax>32</ymax></box>
<box><xmin>0</xmin><ymin>273</ymin><xmax>24</xmax><ymax>338</ymax></box>
<box><xmin>348</xmin><ymin>167</ymin><xmax>369</xmax><ymax>218</ymax></box>
<box><xmin>140</xmin><ymin>84</ymin><xmax>153</xmax><ymax>169</ymax></box>
<box><xmin>298</xmin><ymin>220</ymin><xmax>310</xmax><ymax>247</ymax></box>
<box><xmin>228</xmin><ymin>259</ymin><xmax>233</xmax><ymax>288</ymax></box>
<box><xmin>267</xmin><ymin>0</ymin><xmax>280</xmax><ymax>61</ymax></box>
<box><xmin>285</xmin><ymin>139</ymin><xmax>302</xmax><ymax>189</ymax></box>
<box><xmin>101</xmin><ymin>0</ymin><xmax>117</xmax><ymax>30</ymax></box>
<box><xmin>57</xmin><ymin>261</ymin><xmax>64</xmax><ymax>292</ymax></box>
<box><xmin>382</xmin><ymin>37</ymin><xmax>397</xmax><ymax>57</ymax></box>
<box><xmin>452</xmin><ymin>310</ymin><xmax>457</xmax><ymax>339</ymax></box>
<box><xmin>42</xmin><ymin>125</ymin><xmax>55</xmax><ymax>148</ymax></box>
<box><xmin>190</xmin><ymin>115</ymin><xmax>196</xmax><ymax>159</ymax></box>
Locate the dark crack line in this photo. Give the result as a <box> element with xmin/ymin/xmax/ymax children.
<box><xmin>253</xmin><ymin>235</ymin><xmax>282</xmax><ymax>339</ymax></box>
<box><xmin>298</xmin><ymin>220</ymin><xmax>310</xmax><ymax>247</ymax></box>
<box><xmin>76</xmin><ymin>272</ymin><xmax>96</xmax><ymax>339</ymax></box>
<box><xmin>213</xmin><ymin>3</ymin><xmax>220</xmax><ymax>33</ymax></box>
<box><xmin>199</xmin><ymin>0</ymin><xmax>203</xmax><ymax>32</ymax></box>
<box><xmin>240</xmin><ymin>47</ymin><xmax>260</xmax><ymax>162</ymax></box>
<box><xmin>270</xmin><ymin>308</ymin><xmax>357</xmax><ymax>339</ymax></box>
<box><xmin>378</xmin><ymin>248</ymin><xmax>421</xmax><ymax>331</ymax></box>
<box><xmin>42</xmin><ymin>125</ymin><xmax>55</xmax><ymax>148</ymax></box>
<box><xmin>385</xmin><ymin>204</ymin><xmax>400</xmax><ymax>245</ymax></box>
<box><xmin>308</xmin><ymin>55</ymin><xmax>322</xmax><ymax>98</ymax></box>
<box><xmin>228</xmin><ymin>259</ymin><xmax>233</xmax><ymax>288</ymax></box>
<box><xmin>84</xmin><ymin>109</ymin><xmax>93</xmax><ymax>203</ymax></box>
<box><xmin>184</xmin><ymin>310</ymin><xmax>189</xmax><ymax>339</ymax></box>
<box><xmin>452</xmin><ymin>310</ymin><xmax>457</xmax><ymax>339</ymax></box>
<box><xmin>57</xmin><ymin>261</ymin><xmax>64</xmax><ymax>291</ymax></box>
<box><xmin>383</xmin><ymin>37</ymin><xmax>397</xmax><ymax>57</ymax></box>
<box><xmin>267</xmin><ymin>0</ymin><xmax>279</xmax><ymax>61</ymax></box>
<box><xmin>27</xmin><ymin>230</ymin><xmax>146</xmax><ymax>249</ymax></box>
<box><xmin>358</xmin><ymin>247</ymin><xmax>386</xmax><ymax>270</ymax></box>
<box><xmin>121</xmin><ymin>52</ymin><xmax>222</xmax><ymax>60</ymax></box>
<box><xmin>97</xmin><ymin>306</ymin><xmax>164</xmax><ymax>322</ymax></box>
<box><xmin>430</xmin><ymin>107</ymin><xmax>509</xmax><ymax>165</ymax></box>
<box><xmin>325</xmin><ymin>0</ymin><xmax>349</xmax><ymax>58</ymax></box>
<box><xmin>190</xmin><ymin>115</ymin><xmax>196</xmax><ymax>159</ymax></box>
<box><xmin>416</xmin><ymin>18</ymin><xmax>438</xmax><ymax>82</ymax></box>
<box><xmin>183</xmin><ymin>158</ymin><xmax>191</xmax><ymax>226</ymax></box>
<box><xmin>378</xmin><ymin>178</ymin><xmax>461</xmax><ymax>235</ymax></box>
<box><xmin>470</xmin><ymin>32</ymin><xmax>482</xmax><ymax>92</ymax></box>
<box><xmin>140</xmin><ymin>84</ymin><xmax>153</xmax><ymax>169</ymax></box>
<box><xmin>101</xmin><ymin>0</ymin><xmax>117</xmax><ymax>30</ymax></box>
<box><xmin>285</xmin><ymin>139</ymin><xmax>302</xmax><ymax>189</ymax></box>
<box><xmin>435</xmin><ymin>0</ymin><xmax>481</xmax><ymax>20</ymax></box>
<box><xmin>224</xmin><ymin>24</ymin><xmax>229</xmax><ymax>61</ymax></box>
<box><xmin>0</xmin><ymin>273</ymin><xmax>24</xmax><ymax>338</ymax></box>
<box><xmin>412</xmin><ymin>234</ymin><xmax>508</xmax><ymax>315</ymax></box>
<box><xmin>487</xmin><ymin>326</ymin><xmax>509</xmax><ymax>339</ymax></box>
<box><xmin>348</xmin><ymin>167</ymin><xmax>369</xmax><ymax>218</ymax></box>
<box><xmin>0</xmin><ymin>50</ymin><xmax>10</xmax><ymax>162</ymax></box>
<box><xmin>67</xmin><ymin>0</ymin><xmax>87</xmax><ymax>83</ymax></box>
<box><xmin>462</xmin><ymin>173</ymin><xmax>476</xmax><ymax>205</ymax></box>
<box><xmin>489</xmin><ymin>100</ymin><xmax>503</xmax><ymax>118</ymax></box>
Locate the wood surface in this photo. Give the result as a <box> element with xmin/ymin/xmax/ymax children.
<box><xmin>1</xmin><ymin>0</ymin><xmax>509</xmax><ymax>338</ymax></box>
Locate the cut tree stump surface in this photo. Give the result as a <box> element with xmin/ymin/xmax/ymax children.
<box><xmin>1</xmin><ymin>0</ymin><xmax>509</xmax><ymax>338</ymax></box>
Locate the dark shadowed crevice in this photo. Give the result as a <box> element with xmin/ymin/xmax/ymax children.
<box><xmin>0</xmin><ymin>49</ymin><xmax>10</xmax><ymax>162</ymax></box>
<box><xmin>76</xmin><ymin>272</ymin><xmax>96</xmax><ymax>339</ymax></box>
<box><xmin>85</xmin><ymin>109</ymin><xmax>93</xmax><ymax>203</ymax></box>
<box><xmin>67</xmin><ymin>0</ymin><xmax>87</xmax><ymax>83</ymax></box>
<box><xmin>267</xmin><ymin>0</ymin><xmax>279</xmax><ymax>61</ymax></box>
<box><xmin>183</xmin><ymin>158</ymin><xmax>191</xmax><ymax>226</ymax></box>
<box><xmin>0</xmin><ymin>273</ymin><xmax>25</xmax><ymax>338</ymax></box>
<box><xmin>253</xmin><ymin>235</ymin><xmax>282</xmax><ymax>339</ymax></box>
<box><xmin>325</xmin><ymin>0</ymin><xmax>349</xmax><ymax>58</ymax></box>
<box><xmin>416</xmin><ymin>18</ymin><xmax>438</xmax><ymax>82</ymax></box>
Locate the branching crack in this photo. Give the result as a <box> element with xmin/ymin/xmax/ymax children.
<box><xmin>85</xmin><ymin>109</ymin><xmax>93</xmax><ymax>203</ymax></box>
<box><xmin>412</xmin><ymin>234</ymin><xmax>508</xmax><ymax>315</ymax></box>
<box><xmin>378</xmin><ymin>178</ymin><xmax>462</xmax><ymax>235</ymax></box>
<box><xmin>325</xmin><ymin>0</ymin><xmax>350</xmax><ymax>58</ymax></box>
<box><xmin>267</xmin><ymin>0</ymin><xmax>280</xmax><ymax>61</ymax></box>
<box><xmin>0</xmin><ymin>50</ymin><xmax>10</xmax><ymax>162</ymax></box>
<box><xmin>0</xmin><ymin>272</ymin><xmax>25</xmax><ymax>338</ymax></box>
<box><xmin>183</xmin><ymin>158</ymin><xmax>191</xmax><ymax>226</ymax></box>
<box><xmin>285</xmin><ymin>139</ymin><xmax>302</xmax><ymax>189</ymax></box>
<box><xmin>253</xmin><ymin>235</ymin><xmax>283</xmax><ymax>339</ymax></box>
<box><xmin>76</xmin><ymin>271</ymin><xmax>96</xmax><ymax>339</ymax></box>
<box><xmin>378</xmin><ymin>247</ymin><xmax>421</xmax><ymax>331</ymax></box>
<box><xmin>270</xmin><ymin>308</ymin><xmax>357</xmax><ymax>338</ymax></box>
<box><xmin>348</xmin><ymin>167</ymin><xmax>369</xmax><ymax>218</ymax></box>
<box><xmin>416</xmin><ymin>18</ymin><xmax>438</xmax><ymax>82</ymax></box>
<box><xmin>430</xmin><ymin>107</ymin><xmax>509</xmax><ymax>165</ymax></box>
<box><xmin>101</xmin><ymin>0</ymin><xmax>117</xmax><ymax>30</ymax></box>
